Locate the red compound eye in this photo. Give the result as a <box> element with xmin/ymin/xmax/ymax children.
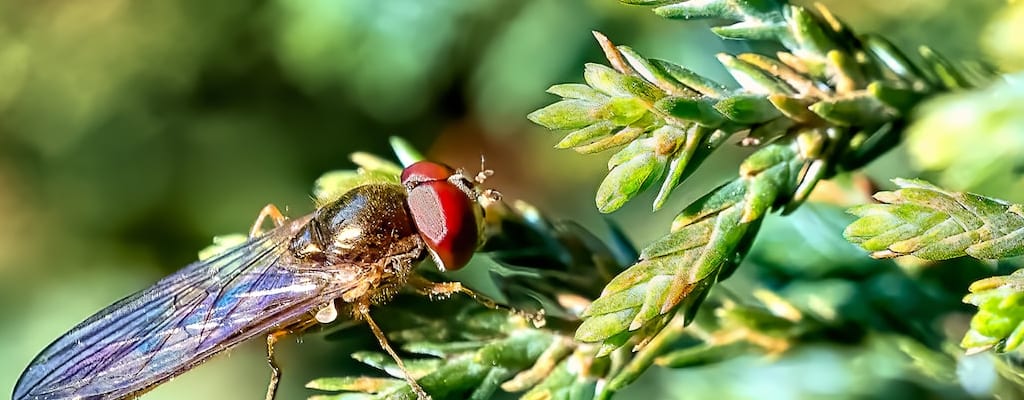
<box><xmin>401</xmin><ymin>161</ymin><xmax>482</xmax><ymax>271</ymax></box>
<box><xmin>401</xmin><ymin>160</ymin><xmax>454</xmax><ymax>185</ymax></box>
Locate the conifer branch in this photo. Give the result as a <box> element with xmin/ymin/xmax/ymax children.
<box><xmin>529</xmin><ymin>0</ymin><xmax>984</xmax><ymax>373</ymax></box>
<box><xmin>844</xmin><ymin>179</ymin><xmax>1024</xmax><ymax>358</ymax></box>
<box><xmin>576</xmin><ymin>139</ymin><xmax>804</xmax><ymax>351</ymax></box>
<box><xmin>844</xmin><ymin>179</ymin><xmax>1024</xmax><ymax>260</ymax></box>
<box><xmin>291</xmin><ymin>0</ymin><xmax>1004</xmax><ymax>396</ymax></box>
<box><xmin>962</xmin><ymin>270</ymin><xmax>1024</xmax><ymax>355</ymax></box>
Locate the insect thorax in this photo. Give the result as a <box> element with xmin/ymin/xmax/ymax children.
<box><xmin>289</xmin><ymin>183</ymin><xmax>425</xmax><ymax>274</ymax></box>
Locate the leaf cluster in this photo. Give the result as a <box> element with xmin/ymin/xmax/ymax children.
<box><xmin>295</xmin><ymin>139</ymin><xmax>989</xmax><ymax>398</ymax></box>
<box><xmin>307</xmin><ymin>306</ymin><xmax>591</xmax><ymax>400</ymax></box>
<box><xmin>845</xmin><ymin>179</ymin><xmax>1024</xmax><ymax>260</ymax></box>
<box><xmin>963</xmin><ymin>270</ymin><xmax>1024</xmax><ymax>355</ymax></box>
<box><xmin>844</xmin><ymin>179</ymin><xmax>1024</xmax><ymax>359</ymax></box>
<box><xmin>529</xmin><ymin>0</ymin><xmax>985</xmax><ymax>369</ymax></box>
<box><xmin>529</xmin><ymin>0</ymin><xmax>976</xmax><ymax>214</ymax></box>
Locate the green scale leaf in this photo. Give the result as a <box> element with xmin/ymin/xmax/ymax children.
<box><xmin>845</xmin><ymin>179</ymin><xmax>1024</xmax><ymax>260</ymax></box>
<box><xmin>577</xmin><ymin>141</ymin><xmax>804</xmax><ymax>354</ymax></box>
<box><xmin>526</xmin><ymin>0</ymin><xmax>985</xmax><ymax>387</ymax></box>
<box><xmin>963</xmin><ymin>270</ymin><xmax>1024</xmax><ymax>354</ymax></box>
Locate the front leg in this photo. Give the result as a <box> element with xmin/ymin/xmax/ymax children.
<box><xmin>407</xmin><ymin>275</ymin><xmax>545</xmax><ymax>326</ymax></box>
<box><xmin>355</xmin><ymin>303</ymin><xmax>431</xmax><ymax>400</ymax></box>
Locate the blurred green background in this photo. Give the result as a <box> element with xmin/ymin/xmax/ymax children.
<box><xmin>0</xmin><ymin>0</ymin><xmax>1009</xmax><ymax>399</ymax></box>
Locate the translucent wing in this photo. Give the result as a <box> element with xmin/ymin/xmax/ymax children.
<box><xmin>14</xmin><ymin>216</ymin><xmax>363</xmax><ymax>400</ymax></box>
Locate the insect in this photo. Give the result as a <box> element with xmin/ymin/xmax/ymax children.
<box><xmin>14</xmin><ymin>160</ymin><xmax>507</xmax><ymax>400</ymax></box>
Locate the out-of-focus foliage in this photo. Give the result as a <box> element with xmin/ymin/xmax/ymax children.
<box><xmin>901</xmin><ymin>1</ymin><xmax>1024</xmax><ymax>201</ymax></box>
<box><xmin>905</xmin><ymin>76</ymin><xmax>1024</xmax><ymax>200</ymax></box>
<box><xmin>982</xmin><ymin>1</ymin><xmax>1024</xmax><ymax>72</ymax></box>
<box><xmin>274</xmin><ymin>0</ymin><xmax>508</xmax><ymax>121</ymax></box>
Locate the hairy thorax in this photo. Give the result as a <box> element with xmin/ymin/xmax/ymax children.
<box><xmin>288</xmin><ymin>183</ymin><xmax>425</xmax><ymax>304</ymax></box>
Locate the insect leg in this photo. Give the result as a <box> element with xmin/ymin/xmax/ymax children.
<box><xmin>250</xmin><ymin>204</ymin><xmax>287</xmax><ymax>238</ymax></box>
<box><xmin>264</xmin><ymin>318</ymin><xmax>322</xmax><ymax>400</ymax></box>
<box><xmin>355</xmin><ymin>303</ymin><xmax>431</xmax><ymax>400</ymax></box>
<box><xmin>264</xmin><ymin>331</ymin><xmax>287</xmax><ymax>400</ymax></box>
<box><xmin>407</xmin><ymin>275</ymin><xmax>545</xmax><ymax>326</ymax></box>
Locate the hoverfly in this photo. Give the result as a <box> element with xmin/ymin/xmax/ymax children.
<box><xmin>14</xmin><ymin>159</ymin><xmax>508</xmax><ymax>400</ymax></box>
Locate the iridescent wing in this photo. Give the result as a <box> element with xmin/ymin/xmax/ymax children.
<box><xmin>14</xmin><ymin>216</ymin><xmax>364</xmax><ymax>400</ymax></box>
